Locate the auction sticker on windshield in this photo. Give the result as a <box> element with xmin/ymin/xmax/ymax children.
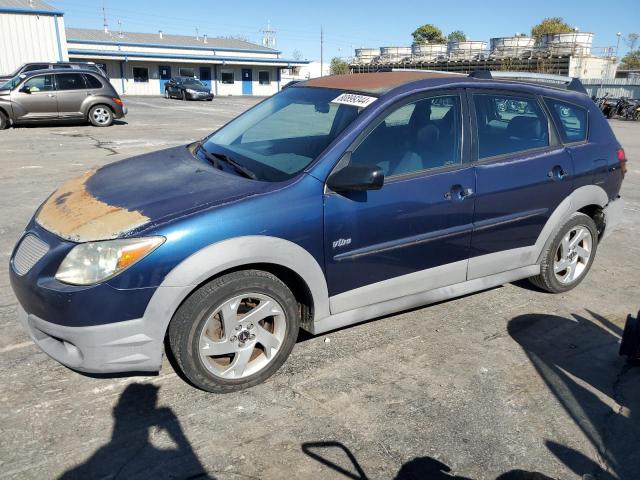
<box><xmin>331</xmin><ymin>93</ymin><xmax>377</xmax><ymax>108</ymax></box>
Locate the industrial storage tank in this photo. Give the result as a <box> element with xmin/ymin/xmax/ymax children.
<box><xmin>354</xmin><ymin>48</ymin><xmax>380</xmax><ymax>64</ymax></box>
<box><xmin>379</xmin><ymin>46</ymin><xmax>412</xmax><ymax>62</ymax></box>
<box><xmin>490</xmin><ymin>36</ymin><xmax>535</xmax><ymax>58</ymax></box>
<box><xmin>536</xmin><ymin>32</ymin><xmax>593</xmax><ymax>56</ymax></box>
<box><xmin>447</xmin><ymin>40</ymin><xmax>488</xmax><ymax>60</ymax></box>
<box><xmin>411</xmin><ymin>43</ymin><xmax>448</xmax><ymax>61</ymax></box>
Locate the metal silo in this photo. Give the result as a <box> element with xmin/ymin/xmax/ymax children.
<box><xmin>379</xmin><ymin>46</ymin><xmax>413</xmax><ymax>62</ymax></box>
<box><xmin>411</xmin><ymin>43</ymin><xmax>448</xmax><ymax>61</ymax></box>
<box><xmin>536</xmin><ymin>32</ymin><xmax>593</xmax><ymax>56</ymax></box>
<box><xmin>447</xmin><ymin>41</ymin><xmax>488</xmax><ymax>60</ymax></box>
<box><xmin>490</xmin><ymin>36</ymin><xmax>535</xmax><ymax>58</ymax></box>
<box><xmin>354</xmin><ymin>48</ymin><xmax>380</xmax><ymax>64</ymax></box>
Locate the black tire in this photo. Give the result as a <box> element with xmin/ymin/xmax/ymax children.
<box><xmin>181</xmin><ymin>90</ymin><xmax>187</xmax><ymax>101</ymax></box>
<box><xmin>529</xmin><ymin>212</ymin><xmax>598</xmax><ymax>293</ymax></box>
<box><xmin>168</xmin><ymin>270</ymin><xmax>300</xmax><ymax>393</ymax></box>
<box><xmin>0</xmin><ymin>110</ymin><xmax>8</xmax><ymax>130</ymax></box>
<box><xmin>88</xmin><ymin>105</ymin><xmax>114</xmax><ymax>127</ymax></box>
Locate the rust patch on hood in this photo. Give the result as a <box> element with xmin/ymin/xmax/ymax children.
<box><xmin>302</xmin><ymin>72</ymin><xmax>456</xmax><ymax>94</ymax></box>
<box><xmin>36</xmin><ymin>169</ymin><xmax>150</xmax><ymax>242</ymax></box>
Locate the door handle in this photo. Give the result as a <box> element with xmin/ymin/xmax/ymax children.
<box><xmin>445</xmin><ymin>185</ymin><xmax>474</xmax><ymax>201</ymax></box>
<box><xmin>547</xmin><ymin>165</ymin><xmax>568</xmax><ymax>181</ymax></box>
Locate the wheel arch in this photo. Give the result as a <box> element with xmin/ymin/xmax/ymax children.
<box><xmin>143</xmin><ymin>236</ymin><xmax>329</xmax><ymax>338</ymax></box>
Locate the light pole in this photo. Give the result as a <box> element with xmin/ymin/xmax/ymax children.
<box><xmin>615</xmin><ymin>32</ymin><xmax>622</xmax><ymax>59</ymax></box>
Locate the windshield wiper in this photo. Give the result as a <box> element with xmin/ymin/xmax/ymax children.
<box><xmin>195</xmin><ymin>142</ymin><xmax>257</xmax><ymax>180</ymax></box>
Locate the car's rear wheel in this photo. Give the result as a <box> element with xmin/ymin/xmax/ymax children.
<box><xmin>529</xmin><ymin>212</ymin><xmax>598</xmax><ymax>293</ymax></box>
<box><xmin>168</xmin><ymin>270</ymin><xmax>300</xmax><ymax>393</ymax></box>
<box><xmin>0</xmin><ymin>110</ymin><xmax>8</xmax><ymax>130</ymax></box>
<box><xmin>88</xmin><ymin>105</ymin><xmax>113</xmax><ymax>127</ymax></box>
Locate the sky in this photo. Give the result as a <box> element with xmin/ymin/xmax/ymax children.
<box><xmin>52</xmin><ymin>0</ymin><xmax>640</xmax><ymax>61</ymax></box>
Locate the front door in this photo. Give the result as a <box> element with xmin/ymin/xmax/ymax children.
<box><xmin>199</xmin><ymin>67</ymin><xmax>212</xmax><ymax>91</ymax></box>
<box><xmin>468</xmin><ymin>90</ymin><xmax>574</xmax><ymax>278</ymax></box>
<box><xmin>10</xmin><ymin>74</ymin><xmax>57</xmax><ymax>121</ymax></box>
<box><xmin>323</xmin><ymin>92</ymin><xmax>474</xmax><ymax>313</ymax></box>
<box><xmin>241</xmin><ymin>69</ymin><xmax>253</xmax><ymax>95</ymax></box>
<box><xmin>159</xmin><ymin>65</ymin><xmax>171</xmax><ymax>94</ymax></box>
<box><xmin>54</xmin><ymin>73</ymin><xmax>88</xmax><ymax>118</ymax></box>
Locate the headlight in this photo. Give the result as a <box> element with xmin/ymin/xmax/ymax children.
<box><xmin>55</xmin><ymin>237</ymin><xmax>164</xmax><ymax>285</ymax></box>
<box><xmin>186</xmin><ymin>89</ymin><xmax>196</xmax><ymax>94</ymax></box>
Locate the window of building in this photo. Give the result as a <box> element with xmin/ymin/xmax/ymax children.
<box><xmin>473</xmin><ymin>94</ymin><xmax>549</xmax><ymax>159</ymax></box>
<box><xmin>179</xmin><ymin>67</ymin><xmax>195</xmax><ymax>77</ymax></box>
<box><xmin>221</xmin><ymin>71</ymin><xmax>234</xmax><ymax>84</ymax></box>
<box><xmin>133</xmin><ymin>67</ymin><xmax>149</xmax><ymax>83</ymax></box>
<box><xmin>83</xmin><ymin>74</ymin><xmax>103</xmax><ymax>89</ymax></box>
<box><xmin>56</xmin><ymin>73</ymin><xmax>86</xmax><ymax>90</ymax></box>
<box><xmin>22</xmin><ymin>74</ymin><xmax>54</xmax><ymax>92</ymax></box>
<box><xmin>258</xmin><ymin>71</ymin><xmax>270</xmax><ymax>85</ymax></box>
<box><xmin>350</xmin><ymin>95</ymin><xmax>462</xmax><ymax>177</ymax></box>
<box><xmin>544</xmin><ymin>98</ymin><xmax>588</xmax><ymax>143</ymax></box>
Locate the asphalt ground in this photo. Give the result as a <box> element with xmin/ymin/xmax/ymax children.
<box><xmin>0</xmin><ymin>96</ymin><xmax>638</xmax><ymax>480</ymax></box>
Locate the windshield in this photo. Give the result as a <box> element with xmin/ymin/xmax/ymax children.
<box><xmin>0</xmin><ymin>74</ymin><xmax>25</xmax><ymax>90</ymax></box>
<box><xmin>184</xmin><ymin>78</ymin><xmax>204</xmax><ymax>86</ymax></box>
<box><xmin>204</xmin><ymin>87</ymin><xmax>362</xmax><ymax>181</ymax></box>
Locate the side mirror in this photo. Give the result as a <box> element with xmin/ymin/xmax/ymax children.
<box><xmin>327</xmin><ymin>163</ymin><xmax>384</xmax><ymax>192</ymax></box>
<box><xmin>20</xmin><ymin>86</ymin><xmax>31</xmax><ymax>94</ymax></box>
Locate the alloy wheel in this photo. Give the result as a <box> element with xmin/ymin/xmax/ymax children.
<box><xmin>92</xmin><ymin>107</ymin><xmax>111</xmax><ymax>125</ymax></box>
<box><xmin>553</xmin><ymin>226</ymin><xmax>593</xmax><ymax>284</ymax></box>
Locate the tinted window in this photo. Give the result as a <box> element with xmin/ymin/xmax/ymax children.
<box><xmin>350</xmin><ymin>95</ymin><xmax>462</xmax><ymax>177</ymax></box>
<box><xmin>23</xmin><ymin>64</ymin><xmax>49</xmax><ymax>72</ymax></box>
<box><xmin>205</xmin><ymin>87</ymin><xmax>360</xmax><ymax>181</ymax></box>
<box><xmin>545</xmin><ymin>98</ymin><xmax>588</xmax><ymax>143</ymax></box>
<box><xmin>259</xmin><ymin>71</ymin><xmax>270</xmax><ymax>85</ymax></box>
<box><xmin>221</xmin><ymin>71</ymin><xmax>234</xmax><ymax>84</ymax></box>
<box><xmin>22</xmin><ymin>74</ymin><xmax>54</xmax><ymax>92</ymax></box>
<box><xmin>56</xmin><ymin>73</ymin><xmax>86</xmax><ymax>90</ymax></box>
<box><xmin>133</xmin><ymin>67</ymin><xmax>149</xmax><ymax>83</ymax></box>
<box><xmin>473</xmin><ymin>94</ymin><xmax>549</xmax><ymax>159</ymax></box>
<box><xmin>83</xmin><ymin>74</ymin><xmax>103</xmax><ymax>89</ymax></box>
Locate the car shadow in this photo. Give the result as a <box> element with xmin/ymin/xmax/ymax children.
<box><xmin>58</xmin><ymin>383</ymin><xmax>213</xmax><ymax>479</ymax></box>
<box><xmin>301</xmin><ymin>441</ymin><xmax>554</xmax><ymax>479</ymax></box>
<box><xmin>11</xmin><ymin>119</ymin><xmax>127</xmax><ymax>129</ymax></box>
<box><xmin>508</xmin><ymin>311</ymin><xmax>640</xmax><ymax>480</ymax></box>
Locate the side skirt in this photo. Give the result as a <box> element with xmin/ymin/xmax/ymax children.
<box><xmin>308</xmin><ymin>264</ymin><xmax>540</xmax><ymax>335</ymax></box>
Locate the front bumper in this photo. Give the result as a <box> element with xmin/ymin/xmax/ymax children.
<box><xmin>186</xmin><ymin>91</ymin><xmax>213</xmax><ymax>100</ymax></box>
<box><xmin>18</xmin><ymin>304</ymin><xmax>163</xmax><ymax>373</ymax></box>
<box><xmin>602</xmin><ymin>196</ymin><xmax>624</xmax><ymax>240</ymax></box>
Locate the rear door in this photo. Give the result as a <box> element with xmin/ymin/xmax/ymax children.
<box><xmin>10</xmin><ymin>74</ymin><xmax>57</xmax><ymax>121</ymax></box>
<box><xmin>323</xmin><ymin>91</ymin><xmax>475</xmax><ymax>313</ymax></box>
<box><xmin>54</xmin><ymin>73</ymin><xmax>88</xmax><ymax>118</ymax></box>
<box><xmin>468</xmin><ymin>90</ymin><xmax>573</xmax><ymax>278</ymax></box>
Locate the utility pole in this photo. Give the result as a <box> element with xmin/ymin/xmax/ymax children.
<box><xmin>102</xmin><ymin>0</ymin><xmax>109</xmax><ymax>34</ymax></box>
<box><xmin>260</xmin><ymin>20</ymin><xmax>277</xmax><ymax>49</ymax></box>
<box><xmin>320</xmin><ymin>25</ymin><xmax>324</xmax><ymax>77</ymax></box>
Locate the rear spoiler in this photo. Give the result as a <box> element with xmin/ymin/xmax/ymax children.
<box><xmin>469</xmin><ymin>70</ymin><xmax>588</xmax><ymax>95</ymax></box>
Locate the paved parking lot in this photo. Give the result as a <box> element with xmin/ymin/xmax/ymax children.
<box><xmin>0</xmin><ymin>96</ymin><xmax>639</xmax><ymax>480</ymax></box>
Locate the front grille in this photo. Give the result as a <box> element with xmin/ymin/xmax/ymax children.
<box><xmin>13</xmin><ymin>234</ymin><xmax>49</xmax><ymax>275</ymax></box>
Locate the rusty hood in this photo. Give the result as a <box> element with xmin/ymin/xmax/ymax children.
<box><xmin>36</xmin><ymin>145</ymin><xmax>273</xmax><ymax>242</ymax></box>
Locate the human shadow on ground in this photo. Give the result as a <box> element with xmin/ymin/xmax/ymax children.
<box><xmin>301</xmin><ymin>441</ymin><xmax>554</xmax><ymax>479</ymax></box>
<box><xmin>59</xmin><ymin>383</ymin><xmax>212</xmax><ymax>480</ymax></box>
<box><xmin>508</xmin><ymin>311</ymin><xmax>640</xmax><ymax>480</ymax></box>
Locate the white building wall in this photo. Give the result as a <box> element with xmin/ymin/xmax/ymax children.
<box><xmin>0</xmin><ymin>12</ymin><xmax>67</xmax><ymax>74</ymax></box>
<box><xmin>569</xmin><ymin>55</ymin><xmax>617</xmax><ymax>79</ymax></box>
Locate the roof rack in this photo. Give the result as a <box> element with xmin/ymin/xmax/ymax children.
<box><xmin>469</xmin><ymin>70</ymin><xmax>587</xmax><ymax>94</ymax></box>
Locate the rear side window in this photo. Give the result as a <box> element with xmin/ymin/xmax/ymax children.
<box><xmin>545</xmin><ymin>99</ymin><xmax>588</xmax><ymax>143</ymax></box>
<box><xmin>83</xmin><ymin>74</ymin><xmax>103</xmax><ymax>89</ymax></box>
<box><xmin>56</xmin><ymin>73</ymin><xmax>86</xmax><ymax>90</ymax></box>
<box><xmin>473</xmin><ymin>94</ymin><xmax>549</xmax><ymax>159</ymax></box>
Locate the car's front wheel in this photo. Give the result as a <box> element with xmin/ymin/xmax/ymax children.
<box><xmin>168</xmin><ymin>270</ymin><xmax>300</xmax><ymax>393</ymax></box>
<box><xmin>88</xmin><ymin>105</ymin><xmax>113</xmax><ymax>127</ymax></box>
<box><xmin>529</xmin><ymin>212</ymin><xmax>598</xmax><ymax>293</ymax></box>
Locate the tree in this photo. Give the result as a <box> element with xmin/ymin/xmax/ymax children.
<box><xmin>330</xmin><ymin>57</ymin><xmax>350</xmax><ymax>75</ymax></box>
<box><xmin>620</xmin><ymin>50</ymin><xmax>640</xmax><ymax>70</ymax></box>
<box><xmin>292</xmin><ymin>49</ymin><xmax>304</xmax><ymax>61</ymax></box>
<box><xmin>624</xmin><ymin>33</ymin><xmax>639</xmax><ymax>52</ymax></box>
<box><xmin>531</xmin><ymin>17</ymin><xmax>573</xmax><ymax>40</ymax></box>
<box><xmin>411</xmin><ymin>24</ymin><xmax>446</xmax><ymax>44</ymax></box>
<box><xmin>447</xmin><ymin>30</ymin><xmax>466</xmax><ymax>43</ymax></box>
